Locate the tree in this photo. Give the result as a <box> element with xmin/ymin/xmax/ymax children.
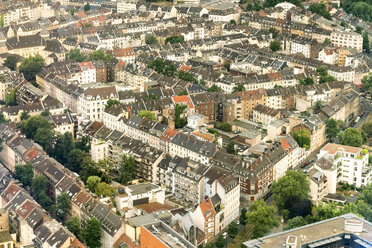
<box><xmin>65</xmin><ymin>49</ymin><xmax>88</xmax><ymax>62</ymax></box>
<box><xmin>326</xmin><ymin>118</ymin><xmax>340</xmax><ymax>139</ymax></box>
<box><xmin>34</xmin><ymin>127</ymin><xmax>54</xmax><ymax>154</ymax></box>
<box><xmin>362</xmin><ymin>183</ymin><xmax>372</xmax><ymax>205</ymax></box>
<box><xmin>215</xmin><ymin>122</ymin><xmax>232</xmax><ymax>132</ymax></box>
<box><xmin>148</xmin><ymin>59</ymin><xmax>165</xmax><ymax>73</ymax></box>
<box><xmin>79</xmin><ymin>156</ymin><xmax>101</xmax><ymax>183</ymax></box>
<box><xmin>145</xmin><ymin>35</ymin><xmax>158</xmax><ymax>45</ymax></box>
<box><xmin>83</xmin><ymin>218</ymin><xmax>102</xmax><ymax>248</ymax></box>
<box><xmin>362</xmin><ymin>122</ymin><xmax>372</xmax><ymax>137</ymax></box>
<box><xmin>226</xmin><ymin>141</ymin><xmax>236</xmax><ymax>154</ymax></box>
<box><xmin>340</xmin><ymin>20</ymin><xmax>348</xmax><ymax>28</ymax></box>
<box><xmin>227</xmin><ymin>222</ymin><xmax>238</xmax><ymax>239</ymax></box>
<box><xmin>309</xmin><ymin>3</ymin><xmax>331</xmax><ymax>20</ymax></box>
<box><xmin>75</xmin><ymin>136</ymin><xmax>91</xmax><ymax>153</ymax></box>
<box><xmin>271</xmin><ymin>170</ymin><xmax>310</xmax><ymax>212</ymax></box>
<box><xmin>163</xmin><ymin>64</ymin><xmax>177</xmax><ymax>77</ymax></box>
<box><xmin>363</xmin><ymin>32</ymin><xmax>370</xmax><ymax>53</ymax></box>
<box><xmin>246</xmin><ymin>200</ymin><xmax>279</xmax><ymax>238</ymax></box>
<box><xmin>165</xmin><ymin>35</ymin><xmax>185</xmax><ymax>44</ymax></box>
<box><xmin>232</xmin><ymin>83</ymin><xmax>245</xmax><ymax>93</ymax></box>
<box><xmin>292</xmin><ymin>129</ymin><xmax>311</xmax><ymax>149</ymax></box>
<box><xmin>175</xmin><ymin>104</ymin><xmax>187</xmax><ymax>129</ymax></box>
<box><xmin>356</xmin><ymin>26</ymin><xmax>363</xmax><ymax>34</ymax></box>
<box><xmin>105</xmin><ymin>99</ymin><xmax>121</xmax><ymax>109</ymax></box>
<box><xmin>224</xmin><ymin>62</ymin><xmax>231</xmax><ymax>71</ymax></box>
<box><xmin>362</xmin><ymin>73</ymin><xmax>372</xmax><ymax>95</ymax></box>
<box><xmin>230</xmin><ymin>19</ymin><xmax>236</xmax><ymax>25</ymax></box>
<box><xmin>19</xmin><ymin>55</ymin><xmax>45</xmax><ymax>82</ymax></box>
<box><xmin>14</xmin><ymin>164</ymin><xmax>34</xmax><ymax>188</ymax></box>
<box><xmin>269</xmin><ymin>40</ymin><xmax>281</xmax><ymax>52</ymax></box>
<box><xmin>138</xmin><ymin>110</ymin><xmax>156</xmax><ymax>121</ymax></box>
<box><xmin>298</xmin><ymin>77</ymin><xmax>314</xmax><ymax>85</ymax></box>
<box><xmin>208</xmin><ymin>85</ymin><xmax>222</xmax><ymax>92</ymax></box>
<box><xmin>119</xmin><ymin>155</ymin><xmax>137</xmax><ymax>184</ymax></box>
<box><xmin>339</xmin><ymin>128</ymin><xmax>363</xmax><ymax>147</ymax></box>
<box><xmin>284</xmin><ymin>216</ymin><xmax>307</xmax><ymax>230</ymax></box>
<box><xmin>5</xmin><ymin>89</ymin><xmax>17</xmax><ymax>106</ymax></box>
<box><xmin>239</xmin><ymin>208</ymin><xmax>247</xmax><ymax>225</ymax></box>
<box><xmin>323</xmin><ymin>38</ymin><xmax>332</xmax><ymax>46</ymax></box>
<box><xmin>95</xmin><ymin>182</ymin><xmax>115</xmax><ymax>197</ymax></box>
<box><xmin>205</xmin><ymin>243</ymin><xmax>215</xmax><ymax>248</ymax></box>
<box><xmin>88</xmin><ymin>50</ymin><xmax>113</xmax><ymax>61</ymax></box>
<box><xmin>40</xmin><ymin>109</ymin><xmax>50</xmax><ymax>117</ymax></box>
<box><xmin>0</xmin><ymin>15</ymin><xmax>3</xmax><ymax>28</ymax></box>
<box><xmin>312</xmin><ymin>100</ymin><xmax>323</xmax><ymax>114</ymax></box>
<box><xmin>0</xmin><ymin>113</ymin><xmax>6</xmax><ymax>124</ymax></box>
<box><xmin>316</xmin><ymin>66</ymin><xmax>328</xmax><ymax>77</ymax></box>
<box><xmin>20</xmin><ymin>111</ymin><xmax>31</xmax><ymax>121</ymax></box>
<box><xmin>215</xmin><ymin>235</ymin><xmax>226</xmax><ymax>248</ymax></box>
<box><xmin>54</xmin><ymin>132</ymin><xmax>75</xmax><ymax>164</ymax></box>
<box><xmin>144</xmin><ymin>93</ymin><xmax>158</xmax><ymax>101</ymax></box>
<box><xmin>4</xmin><ymin>55</ymin><xmax>18</xmax><ymax>71</ymax></box>
<box><xmin>269</xmin><ymin>27</ymin><xmax>280</xmax><ymax>38</ymax></box>
<box><xmin>178</xmin><ymin>71</ymin><xmax>197</xmax><ymax>83</ymax></box>
<box><xmin>84</xmin><ymin>2</ymin><xmax>91</xmax><ymax>12</ymax></box>
<box><xmin>178</xmin><ymin>89</ymin><xmax>188</xmax><ymax>96</ymax></box>
<box><xmin>66</xmin><ymin>217</ymin><xmax>82</xmax><ymax>240</ymax></box>
<box><xmin>86</xmin><ymin>176</ymin><xmax>101</xmax><ymax>192</ymax></box>
<box><xmin>66</xmin><ymin>149</ymin><xmax>88</xmax><ymax>172</ymax></box>
<box><xmin>31</xmin><ymin>176</ymin><xmax>52</xmax><ymax>210</ymax></box>
<box><xmin>56</xmin><ymin>193</ymin><xmax>71</xmax><ymax>222</ymax></box>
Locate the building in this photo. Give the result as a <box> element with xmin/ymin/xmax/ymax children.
<box><xmin>331</xmin><ymin>31</ymin><xmax>363</xmax><ymax>52</ymax></box>
<box><xmin>77</xmin><ymin>86</ymin><xmax>119</xmax><ymax>121</ymax></box>
<box><xmin>317</xmin><ymin>143</ymin><xmax>371</xmax><ymax>188</ymax></box>
<box><xmin>80</xmin><ymin>61</ymin><xmax>97</xmax><ymax>84</ymax></box>
<box><xmin>243</xmin><ymin>214</ymin><xmax>372</xmax><ymax>248</ymax></box>
<box><xmin>252</xmin><ymin>105</ymin><xmax>280</xmax><ymax>128</ymax></box>
<box><xmin>116</xmin><ymin>0</ymin><xmax>140</xmax><ymax>13</ymax></box>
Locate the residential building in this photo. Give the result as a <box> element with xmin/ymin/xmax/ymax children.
<box><xmin>331</xmin><ymin>30</ymin><xmax>363</xmax><ymax>52</ymax></box>
<box><xmin>252</xmin><ymin>105</ymin><xmax>280</xmax><ymax>128</ymax></box>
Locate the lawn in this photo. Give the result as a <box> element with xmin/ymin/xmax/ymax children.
<box><xmin>227</xmin><ymin>224</ymin><xmax>254</xmax><ymax>248</ymax></box>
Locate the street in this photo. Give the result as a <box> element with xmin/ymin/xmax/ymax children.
<box><xmin>353</xmin><ymin>97</ymin><xmax>372</xmax><ymax>129</ymax></box>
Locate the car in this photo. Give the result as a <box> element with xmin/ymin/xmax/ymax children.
<box><xmin>304</xmin><ymin>161</ymin><xmax>310</xmax><ymax>165</ymax></box>
<box><xmin>237</xmin><ymin>221</ymin><xmax>240</xmax><ymax>225</ymax></box>
<box><xmin>223</xmin><ymin>232</ymin><xmax>228</xmax><ymax>238</ymax></box>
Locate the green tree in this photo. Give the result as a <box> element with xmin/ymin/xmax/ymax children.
<box><xmin>271</xmin><ymin>170</ymin><xmax>310</xmax><ymax>212</ymax></box>
<box><xmin>56</xmin><ymin>193</ymin><xmax>71</xmax><ymax>222</ymax></box>
<box><xmin>86</xmin><ymin>176</ymin><xmax>101</xmax><ymax>192</ymax></box>
<box><xmin>0</xmin><ymin>113</ymin><xmax>6</xmax><ymax>124</ymax></box>
<box><xmin>227</xmin><ymin>222</ymin><xmax>238</xmax><ymax>239</ymax></box>
<box><xmin>232</xmin><ymin>83</ymin><xmax>246</xmax><ymax>93</ymax></box>
<box><xmin>105</xmin><ymin>99</ymin><xmax>121</xmax><ymax>109</ymax></box>
<box><xmin>298</xmin><ymin>77</ymin><xmax>314</xmax><ymax>85</ymax></box>
<box><xmin>34</xmin><ymin>127</ymin><xmax>54</xmax><ymax>154</ymax></box>
<box><xmin>138</xmin><ymin>110</ymin><xmax>156</xmax><ymax>121</ymax></box>
<box><xmin>83</xmin><ymin>218</ymin><xmax>102</xmax><ymax>248</ymax></box>
<box><xmin>269</xmin><ymin>27</ymin><xmax>280</xmax><ymax>38</ymax></box>
<box><xmin>292</xmin><ymin>129</ymin><xmax>311</xmax><ymax>149</ymax></box>
<box><xmin>66</xmin><ymin>216</ymin><xmax>82</xmax><ymax>240</ymax></box>
<box><xmin>239</xmin><ymin>208</ymin><xmax>247</xmax><ymax>225</ymax></box>
<box><xmin>208</xmin><ymin>85</ymin><xmax>222</xmax><ymax>92</ymax></box>
<box><xmin>19</xmin><ymin>55</ymin><xmax>45</xmax><ymax>82</ymax></box>
<box><xmin>4</xmin><ymin>55</ymin><xmax>18</xmax><ymax>71</ymax></box>
<box><xmin>339</xmin><ymin>128</ymin><xmax>363</xmax><ymax>147</ymax></box>
<box><xmin>340</xmin><ymin>20</ymin><xmax>348</xmax><ymax>27</ymax></box>
<box><xmin>284</xmin><ymin>216</ymin><xmax>307</xmax><ymax>230</ymax></box>
<box><xmin>316</xmin><ymin>66</ymin><xmax>328</xmax><ymax>77</ymax></box>
<box><xmin>178</xmin><ymin>71</ymin><xmax>197</xmax><ymax>83</ymax></box>
<box><xmin>145</xmin><ymin>35</ymin><xmax>158</xmax><ymax>44</ymax></box>
<box><xmin>175</xmin><ymin>104</ymin><xmax>188</xmax><ymax>128</ymax></box>
<box><xmin>88</xmin><ymin>50</ymin><xmax>113</xmax><ymax>61</ymax></box>
<box><xmin>269</xmin><ymin>40</ymin><xmax>281</xmax><ymax>52</ymax></box>
<box><xmin>224</xmin><ymin>62</ymin><xmax>231</xmax><ymax>71</ymax></box>
<box><xmin>226</xmin><ymin>141</ymin><xmax>236</xmax><ymax>154</ymax></box>
<box><xmin>79</xmin><ymin>156</ymin><xmax>101</xmax><ymax>183</ymax></box>
<box><xmin>362</xmin><ymin>183</ymin><xmax>372</xmax><ymax>205</ymax></box>
<box><xmin>75</xmin><ymin>136</ymin><xmax>91</xmax><ymax>153</ymax></box>
<box><xmin>119</xmin><ymin>155</ymin><xmax>137</xmax><ymax>184</ymax></box>
<box><xmin>323</xmin><ymin>38</ymin><xmax>332</xmax><ymax>45</ymax></box>
<box><xmin>66</xmin><ymin>49</ymin><xmax>87</xmax><ymax>62</ymax></box>
<box><xmin>5</xmin><ymin>88</ymin><xmax>17</xmax><ymax>106</ymax></box>
<box><xmin>66</xmin><ymin>149</ymin><xmax>88</xmax><ymax>172</ymax></box>
<box><xmin>148</xmin><ymin>58</ymin><xmax>165</xmax><ymax>73</ymax></box>
<box><xmin>165</xmin><ymin>35</ymin><xmax>185</xmax><ymax>44</ymax></box>
<box><xmin>230</xmin><ymin>19</ymin><xmax>236</xmax><ymax>25</ymax></box>
<box><xmin>84</xmin><ymin>2</ymin><xmax>91</xmax><ymax>12</ymax></box>
<box><xmin>163</xmin><ymin>64</ymin><xmax>177</xmax><ymax>77</ymax></box>
<box><xmin>215</xmin><ymin>122</ymin><xmax>232</xmax><ymax>132</ymax></box>
<box><xmin>312</xmin><ymin>100</ymin><xmax>323</xmax><ymax>114</ymax></box>
<box><xmin>178</xmin><ymin>89</ymin><xmax>188</xmax><ymax>96</ymax></box>
<box><xmin>144</xmin><ymin>93</ymin><xmax>158</xmax><ymax>101</ymax></box>
<box><xmin>362</xmin><ymin>122</ymin><xmax>372</xmax><ymax>137</ymax></box>
<box><xmin>40</xmin><ymin>109</ymin><xmax>50</xmax><ymax>117</ymax></box>
<box><xmin>95</xmin><ymin>182</ymin><xmax>115</xmax><ymax>197</ymax></box>
<box><xmin>246</xmin><ymin>200</ymin><xmax>279</xmax><ymax>238</ymax></box>
<box><xmin>20</xmin><ymin>111</ymin><xmax>30</xmax><ymax>121</ymax></box>
<box><xmin>215</xmin><ymin>235</ymin><xmax>226</xmax><ymax>248</ymax></box>
<box><xmin>205</xmin><ymin>243</ymin><xmax>215</xmax><ymax>248</ymax></box>
<box><xmin>362</xmin><ymin>73</ymin><xmax>372</xmax><ymax>95</ymax></box>
<box><xmin>54</xmin><ymin>132</ymin><xmax>75</xmax><ymax>164</ymax></box>
<box><xmin>326</xmin><ymin>118</ymin><xmax>340</xmax><ymax>139</ymax></box>
<box><xmin>14</xmin><ymin>164</ymin><xmax>34</xmax><ymax>188</ymax></box>
<box><xmin>363</xmin><ymin>32</ymin><xmax>370</xmax><ymax>53</ymax></box>
<box><xmin>31</xmin><ymin>175</ymin><xmax>52</xmax><ymax>210</ymax></box>
<box><xmin>309</xmin><ymin>3</ymin><xmax>331</xmax><ymax>19</ymax></box>
<box><xmin>0</xmin><ymin>15</ymin><xmax>4</xmax><ymax>27</ymax></box>
<box><xmin>356</xmin><ymin>26</ymin><xmax>363</xmax><ymax>34</ymax></box>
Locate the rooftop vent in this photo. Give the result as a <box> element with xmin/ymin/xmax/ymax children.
<box><xmin>285</xmin><ymin>235</ymin><xmax>297</xmax><ymax>248</ymax></box>
<box><xmin>344</xmin><ymin>219</ymin><xmax>363</xmax><ymax>233</ymax></box>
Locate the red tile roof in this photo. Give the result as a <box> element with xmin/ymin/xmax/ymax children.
<box><xmin>161</xmin><ymin>128</ymin><xmax>177</xmax><ymax>141</ymax></box>
<box><xmin>172</xmin><ymin>95</ymin><xmax>194</xmax><ymax>109</ymax></box>
<box><xmin>321</xmin><ymin>143</ymin><xmax>361</xmax><ymax>155</ymax></box>
<box><xmin>199</xmin><ymin>197</ymin><xmax>216</xmax><ymax>221</ymax></box>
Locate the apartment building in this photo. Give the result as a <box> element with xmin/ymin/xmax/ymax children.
<box><xmin>252</xmin><ymin>104</ymin><xmax>280</xmax><ymax>128</ymax></box>
<box><xmin>239</xmin><ymin>89</ymin><xmax>267</xmax><ymax>119</ymax></box>
<box><xmin>80</xmin><ymin>61</ymin><xmax>97</xmax><ymax>84</ymax></box>
<box><xmin>317</xmin><ymin>143</ymin><xmax>371</xmax><ymax>188</ymax></box>
<box><xmin>330</xmin><ymin>30</ymin><xmax>363</xmax><ymax>52</ymax></box>
<box><xmin>116</xmin><ymin>0</ymin><xmax>139</xmax><ymax>13</ymax></box>
<box><xmin>78</xmin><ymin>86</ymin><xmax>119</xmax><ymax>121</ymax></box>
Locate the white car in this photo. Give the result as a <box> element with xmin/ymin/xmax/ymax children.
<box><xmin>223</xmin><ymin>232</ymin><xmax>228</xmax><ymax>238</ymax></box>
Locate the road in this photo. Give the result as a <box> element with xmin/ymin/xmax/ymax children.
<box><xmin>353</xmin><ymin>97</ymin><xmax>372</xmax><ymax>129</ymax></box>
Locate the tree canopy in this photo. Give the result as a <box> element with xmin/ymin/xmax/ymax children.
<box><xmin>19</xmin><ymin>55</ymin><xmax>45</xmax><ymax>82</ymax></box>
<box><xmin>246</xmin><ymin>200</ymin><xmax>279</xmax><ymax>238</ymax></box>
<box><xmin>326</xmin><ymin>118</ymin><xmax>340</xmax><ymax>139</ymax></box>
<box><xmin>56</xmin><ymin>193</ymin><xmax>71</xmax><ymax>222</ymax></box>
<box><xmin>22</xmin><ymin>115</ymin><xmax>51</xmax><ymax>139</ymax></box>
<box><xmin>66</xmin><ymin>217</ymin><xmax>82</xmax><ymax>240</ymax></box>
<box><xmin>175</xmin><ymin>104</ymin><xmax>188</xmax><ymax>128</ymax></box>
<box><xmin>66</xmin><ymin>49</ymin><xmax>88</xmax><ymax>62</ymax></box>
<box><xmin>269</xmin><ymin>40</ymin><xmax>282</xmax><ymax>52</ymax></box>
<box><xmin>14</xmin><ymin>164</ymin><xmax>34</xmax><ymax>188</ymax></box>
<box><xmin>119</xmin><ymin>155</ymin><xmax>137</xmax><ymax>184</ymax></box>
<box><xmin>309</xmin><ymin>3</ymin><xmax>331</xmax><ymax>19</ymax></box>
<box><xmin>83</xmin><ymin>218</ymin><xmax>102</xmax><ymax>248</ymax></box>
<box><xmin>165</xmin><ymin>35</ymin><xmax>185</xmax><ymax>44</ymax></box>
<box><xmin>4</xmin><ymin>55</ymin><xmax>18</xmax><ymax>71</ymax></box>
<box><xmin>207</xmin><ymin>85</ymin><xmax>222</xmax><ymax>92</ymax></box>
<box><xmin>339</xmin><ymin>128</ymin><xmax>364</xmax><ymax>147</ymax></box>
<box><xmin>292</xmin><ymin>129</ymin><xmax>311</xmax><ymax>149</ymax></box>
<box><xmin>138</xmin><ymin>110</ymin><xmax>156</xmax><ymax>121</ymax></box>
<box><xmin>145</xmin><ymin>35</ymin><xmax>158</xmax><ymax>44</ymax></box>
<box><xmin>88</xmin><ymin>50</ymin><xmax>113</xmax><ymax>61</ymax></box>
<box><xmin>232</xmin><ymin>83</ymin><xmax>246</xmax><ymax>93</ymax></box>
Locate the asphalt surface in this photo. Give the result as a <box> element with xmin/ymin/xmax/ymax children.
<box><xmin>353</xmin><ymin>97</ymin><xmax>372</xmax><ymax>129</ymax></box>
